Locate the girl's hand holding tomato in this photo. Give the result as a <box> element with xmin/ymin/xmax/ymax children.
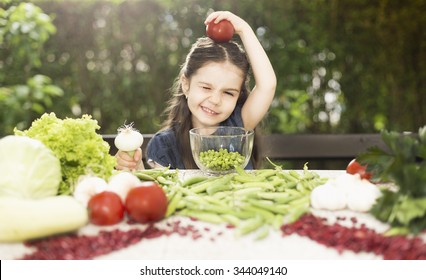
<box><xmin>206</xmin><ymin>19</ymin><xmax>234</xmax><ymax>42</ymax></box>
<box><xmin>204</xmin><ymin>11</ymin><xmax>250</xmax><ymax>41</ymax></box>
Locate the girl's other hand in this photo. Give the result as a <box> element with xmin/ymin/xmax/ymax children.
<box><xmin>115</xmin><ymin>148</ymin><xmax>145</xmax><ymax>170</ymax></box>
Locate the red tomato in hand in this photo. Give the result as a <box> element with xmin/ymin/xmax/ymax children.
<box><xmin>346</xmin><ymin>159</ymin><xmax>373</xmax><ymax>180</ymax></box>
<box><xmin>125</xmin><ymin>182</ymin><xmax>168</xmax><ymax>223</ymax></box>
<box><xmin>206</xmin><ymin>20</ymin><xmax>234</xmax><ymax>43</ymax></box>
<box><xmin>88</xmin><ymin>191</ymin><xmax>125</xmax><ymax>226</ymax></box>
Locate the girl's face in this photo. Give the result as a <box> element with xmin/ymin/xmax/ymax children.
<box><xmin>182</xmin><ymin>61</ymin><xmax>244</xmax><ymax>128</ymax></box>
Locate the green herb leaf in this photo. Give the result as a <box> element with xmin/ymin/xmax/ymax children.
<box><xmin>358</xmin><ymin>125</ymin><xmax>426</xmax><ymax>235</ymax></box>
<box><xmin>395</xmin><ymin>197</ymin><xmax>426</xmax><ymax>226</ymax></box>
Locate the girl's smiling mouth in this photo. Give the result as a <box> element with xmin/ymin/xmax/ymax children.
<box><xmin>201</xmin><ymin>106</ymin><xmax>218</xmax><ymax>115</ymax></box>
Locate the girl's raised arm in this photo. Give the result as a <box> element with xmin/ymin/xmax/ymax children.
<box><xmin>205</xmin><ymin>11</ymin><xmax>277</xmax><ymax>130</ymax></box>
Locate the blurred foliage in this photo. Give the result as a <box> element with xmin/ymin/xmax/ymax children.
<box><xmin>0</xmin><ymin>0</ymin><xmax>425</xmax><ymax>137</ymax></box>
<box><xmin>0</xmin><ymin>0</ymin><xmax>63</xmax><ymax>132</ymax></box>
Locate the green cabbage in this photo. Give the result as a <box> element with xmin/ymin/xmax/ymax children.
<box><xmin>15</xmin><ymin>112</ymin><xmax>117</xmax><ymax>195</ymax></box>
<box><xmin>0</xmin><ymin>135</ymin><xmax>62</xmax><ymax>198</ymax></box>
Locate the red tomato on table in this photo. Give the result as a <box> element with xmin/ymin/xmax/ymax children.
<box><xmin>88</xmin><ymin>191</ymin><xmax>125</xmax><ymax>226</ymax></box>
<box><xmin>346</xmin><ymin>159</ymin><xmax>373</xmax><ymax>180</ymax></box>
<box><xmin>125</xmin><ymin>182</ymin><xmax>168</xmax><ymax>223</ymax></box>
<box><xmin>206</xmin><ymin>20</ymin><xmax>234</xmax><ymax>43</ymax></box>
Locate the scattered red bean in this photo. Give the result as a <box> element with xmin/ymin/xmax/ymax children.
<box><xmin>21</xmin><ymin>226</ymin><xmax>163</xmax><ymax>260</ymax></box>
<box><xmin>20</xmin><ymin>219</ymin><xmax>207</xmax><ymax>260</ymax></box>
<box><xmin>281</xmin><ymin>214</ymin><xmax>426</xmax><ymax>260</ymax></box>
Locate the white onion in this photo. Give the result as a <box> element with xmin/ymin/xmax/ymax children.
<box><xmin>114</xmin><ymin>123</ymin><xmax>144</xmax><ymax>154</ymax></box>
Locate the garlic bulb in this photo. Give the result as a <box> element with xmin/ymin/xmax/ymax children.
<box><xmin>73</xmin><ymin>175</ymin><xmax>108</xmax><ymax>206</ymax></box>
<box><xmin>105</xmin><ymin>171</ymin><xmax>141</xmax><ymax>202</ymax></box>
<box><xmin>310</xmin><ymin>173</ymin><xmax>382</xmax><ymax>212</ymax></box>
<box><xmin>346</xmin><ymin>179</ymin><xmax>382</xmax><ymax>212</ymax></box>
<box><xmin>310</xmin><ymin>183</ymin><xmax>347</xmax><ymax>211</ymax></box>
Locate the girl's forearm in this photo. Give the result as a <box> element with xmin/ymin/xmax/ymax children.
<box><xmin>238</xmin><ymin>23</ymin><xmax>276</xmax><ymax>129</ymax></box>
<box><xmin>238</xmin><ymin>24</ymin><xmax>276</xmax><ymax>94</ymax></box>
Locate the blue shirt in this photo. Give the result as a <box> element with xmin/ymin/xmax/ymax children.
<box><xmin>147</xmin><ymin>105</ymin><xmax>254</xmax><ymax>169</ymax></box>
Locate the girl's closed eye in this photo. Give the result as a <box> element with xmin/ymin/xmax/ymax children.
<box><xmin>198</xmin><ymin>83</ymin><xmax>211</xmax><ymax>91</ymax></box>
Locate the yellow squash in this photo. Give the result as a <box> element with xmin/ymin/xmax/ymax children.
<box><xmin>0</xmin><ymin>196</ymin><xmax>88</xmax><ymax>242</ymax></box>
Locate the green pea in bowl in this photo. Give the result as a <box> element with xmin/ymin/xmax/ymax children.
<box><xmin>189</xmin><ymin>126</ymin><xmax>254</xmax><ymax>175</ymax></box>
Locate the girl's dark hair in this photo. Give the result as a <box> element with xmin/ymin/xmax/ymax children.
<box><xmin>161</xmin><ymin>37</ymin><xmax>259</xmax><ymax>169</ymax></box>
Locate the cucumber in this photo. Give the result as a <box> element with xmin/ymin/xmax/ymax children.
<box><xmin>0</xmin><ymin>196</ymin><xmax>88</xmax><ymax>242</ymax></box>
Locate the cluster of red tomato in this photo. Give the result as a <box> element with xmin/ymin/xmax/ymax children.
<box><xmin>87</xmin><ymin>182</ymin><xmax>168</xmax><ymax>226</ymax></box>
<box><xmin>346</xmin><ymin>159</ymin><xmax>373</xmax><ymax>181</ymax></box>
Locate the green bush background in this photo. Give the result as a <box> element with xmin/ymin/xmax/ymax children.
<box><xmin>1</xmin><ymin>0</ymin><xmax>425</xmax><ymax>137</ymax></box>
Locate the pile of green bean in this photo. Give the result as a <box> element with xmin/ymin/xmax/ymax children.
<box><xmin>133</xmin><ymin>165</ymin><xmax>328</xmax><ymax>240</ymax></box>
<box><xmin>199</xmin><ymin>148</ymin><xmax>245</xmax><ymax>171</ymax></box>
<box><xmin>133</xmin><ymin>167</ymin><xmax>179</xmax><ymax>185</ymax></box>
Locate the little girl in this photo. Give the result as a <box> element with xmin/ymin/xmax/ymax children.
<box><xmin>116</xmin><ymin>11</ymin><xmax>276</xmax><ymax>170</ymax></box>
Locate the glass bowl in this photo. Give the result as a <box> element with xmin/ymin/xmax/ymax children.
<box><xmin>189</xmin><ymin>126</ymin><xmax>254</xmax><ymax>175</ymax></box>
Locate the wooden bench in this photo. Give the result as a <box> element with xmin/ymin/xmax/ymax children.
<box><xmin>103</xmin><ymin>133</ymin><xmax>386</xmax><ymax>168</ymax></box>
<box><xmin>257</xmin><ymin>134</ymin><xmax>386</xmax><ymax>160</ymax></box>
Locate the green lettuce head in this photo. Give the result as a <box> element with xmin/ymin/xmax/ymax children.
<box><xmin>15</xmin><ymin>113</ymin><xmax>117</xmax><ymax>195</ymax></box>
